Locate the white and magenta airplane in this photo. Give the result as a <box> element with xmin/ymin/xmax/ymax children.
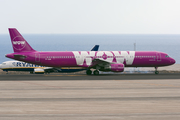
<box><xmin>6</xmin><ymin>28</ymin><xmax>175</xmax><ymax>75</ymax></box>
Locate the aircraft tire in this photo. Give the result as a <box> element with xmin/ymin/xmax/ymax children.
<box><xmin>30</xmin><ymin>71</ymin><xmax>33</xmax><ymax>74</ymax></box>
<box><xmin>155</xmin><ymin>71</ymin><xmax>159</xmax><ymax>74</ymax></box>
<box><xmin>86</xmin><ymin>69</ymin><xmax>92</xmax><ymax>75</ymax></box>
<box><xmin>93</xmin><ymin>70</ymin><xmax>99</xmax><ymax>75</ymax></box>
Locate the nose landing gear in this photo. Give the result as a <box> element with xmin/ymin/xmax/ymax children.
<box><xmin>155</xmin><ymin>67</ymin><xmax>159</xmax><ymax>74</ymax></box>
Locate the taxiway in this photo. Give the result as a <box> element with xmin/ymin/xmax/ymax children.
<box><xmin>0</xmin><ymin>74</ymin><xmax>180</xmax><ymax>120</ymax></box>
<box><xmin>0</xmin><ymin>73</ymin><xmax>180</xmax><ymax>80</ymax></box>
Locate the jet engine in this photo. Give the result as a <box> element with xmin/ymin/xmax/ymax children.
<box><xmin>34</xmin><ymin>68</ymin><xmax>45</xmax><ymax>74</ymax></box>
<box><xmin>110</xmin><ymin>63</ymin><xmax>124</xmax><ymax>72</ymax></box>
<box><xmin>100</xmin><ymin>63</ymin><xmax>124</xmax><ymax>72</ymax></box>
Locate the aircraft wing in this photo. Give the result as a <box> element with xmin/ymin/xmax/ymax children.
<box><xmin>44</xmin><ymin>67</ymin><xmax>54</xmax><ymax>70</ymax></box>
<box><xmin>89</xmin><ymin>58</ymin><xmax>111</xmax><ymax>69</ymax></box>
<box><xmin>43</xmin><ymin>67</ymin><xmax>67</xmax><ymax>72</ymax></box>
<box><xmin>44</xmin><ymin>67</ymin><xmax>86</xmax><ymax>73</ymax></box>
<box><xmin>43</xmin><ymin>67</ymin><xmax>57</xmax><ymax>72</ymax></box>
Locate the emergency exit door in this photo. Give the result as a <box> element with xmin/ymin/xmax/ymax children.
<box><xmin>35</xmin><ymin>53</ymin><xmax>40</xmax><ymax>62</ymax></box>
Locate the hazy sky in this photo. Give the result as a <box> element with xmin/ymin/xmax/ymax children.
<box><xmin>0</xmin><ymin>0</ymin><xmax>180</xmax><ymax>34</ymax></box>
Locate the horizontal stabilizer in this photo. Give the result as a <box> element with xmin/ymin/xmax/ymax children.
<box><xmin>14</xmin><ymin>54</ymin><xmax>27</xmax><ymax>59</ymax></box>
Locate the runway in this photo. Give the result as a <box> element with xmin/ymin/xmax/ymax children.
<box><xmin>0</xmin><ymin>73</ymin><xmax>180</xmax><ymax>120</ymax></box>
<box><xmin>0</xmin><ymin>73</ymin><xmax>180</xmax><ymax>80</ymax></box>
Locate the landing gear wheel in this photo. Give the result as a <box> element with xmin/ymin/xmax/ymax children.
<box><xmin>155</xmin><ymin>71</ymin><xmax>159</xmax><ymax>74</ymax></box>
<box><xmin>93</xmin><ymin>70</ymin><xmax>99</xmax><ymax>75</ymax></box>
<box><xmin>154</xmin><ymin>67</ymin><xmax>159</xmax><ymax>74</ymax></box>
<box><xmin>86</xmin><ymin>69</ymin><xmax>92</xmax><ymax>75</ymax></box>
<box><xmin>30</xmin><ymin>71</ymin><xmax>33</xmax><ymax>74</ymax></box>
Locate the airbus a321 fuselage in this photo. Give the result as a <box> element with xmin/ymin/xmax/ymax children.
<box><xmin>6</xmin><ymin>28</ymin><xmax>175</xmax><ymax>75</ymax></box>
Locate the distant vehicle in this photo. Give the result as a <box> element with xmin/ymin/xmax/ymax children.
<box><xmin>1</xmin><ymin>45</ymin><xmax>99</xmax><ymax>74</ymax></box>
<box><xmin>6</xmin><ymin>28</ymin><xmax>175</xmax><ymax>75</ymax></box>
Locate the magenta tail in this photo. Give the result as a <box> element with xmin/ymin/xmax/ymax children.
<box><xmin>9</xmin><ymin>28</ymin><xmax>36</xmax><ymax>53</ymax></box>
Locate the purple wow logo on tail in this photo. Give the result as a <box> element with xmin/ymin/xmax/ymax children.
<box><xmin>12</xmin><ymin>36</ymin><xmax>26</xmax><ymax>50</ymax></box>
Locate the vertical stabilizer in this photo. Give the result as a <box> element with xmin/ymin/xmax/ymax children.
<box><xmin>91</xmin><ymin>45</ymin><xmax>99</xmax><ymax>51</ymax></box>
<box><xmin>9</xmin><ymin>28</ymin><xmax>36</xmax><ymax>52</ymax></box>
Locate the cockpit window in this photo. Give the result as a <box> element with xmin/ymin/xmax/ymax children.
<box><xmin>2</xmin><ymin>63</ymin><xmax>6</xmax><ymax>65</ymax></box>
<box><xmin>165</xmin><ymin>55</ymin><xmax>169</xmax><ymax>58</ymax></box>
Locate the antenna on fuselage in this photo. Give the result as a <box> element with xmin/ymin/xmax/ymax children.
<box><xmin>134</xmin><ymin>42</ymin><xmax>136</xmax><ymax>51</ymax></box>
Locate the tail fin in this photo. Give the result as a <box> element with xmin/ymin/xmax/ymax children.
<box><xmin>91</xmin><ymin>45</ymin><xmax>99</xmax><ymax>51</ymax></box>
<box><xmin>9</xmin><ymin>28</ymin><xmax>36</xmax><ymax>52</ymax></box>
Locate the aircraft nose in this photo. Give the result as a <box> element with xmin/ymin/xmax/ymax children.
<box><xmin>170</xmin><ymin>58</ymin><xmax>176</xmax><ymax>65</ymax></box>
<box><xmin>0</xmin><ymin>64</ymin><xmax>2</xmax><ymax>69</ymax></box>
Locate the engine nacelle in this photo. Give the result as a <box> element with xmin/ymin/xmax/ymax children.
<box><xmin>34</xmin><ymin>68</ymin><xmax>45</xmax><ymax>74</ymax></box>
<box><xmin>110</xmin><ymin>63</ymin><xmax>124</xmax><ymax>72</ymax></box>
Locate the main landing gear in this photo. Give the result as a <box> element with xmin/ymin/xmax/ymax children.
<box><xmin>86</xmin><ymin>69</ymin><xmax>92</xmax><ymax>75</ymax></box>
<box><xmin>86</xmin><ymin>69</ymin><xmax>99</xmax><ymax>75</ymax></box>
<box><xmin>155</xmin><ymin>67</ymin><xmax>159</xmax><ymax>74</ymax></box>
<box><xmin>93</xmin><ymin>70</ymin><xmax>99</xmax><ymax>75</ymax></box>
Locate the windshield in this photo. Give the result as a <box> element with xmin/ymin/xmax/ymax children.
<box><xmin>165</xmin><ymin>55</ymin><xmax>169</xmax><ymax>58</ymax></box>
<box><xmin>2</xmin><ymin>63</ymin><xmax>6</xmax><ymax>65</ymax></box>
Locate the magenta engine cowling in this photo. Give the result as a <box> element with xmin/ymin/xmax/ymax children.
<box><xmin>110</xmin><ymin>63</ymin><xmax>124</xmax><ymax>72</ymax></box>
